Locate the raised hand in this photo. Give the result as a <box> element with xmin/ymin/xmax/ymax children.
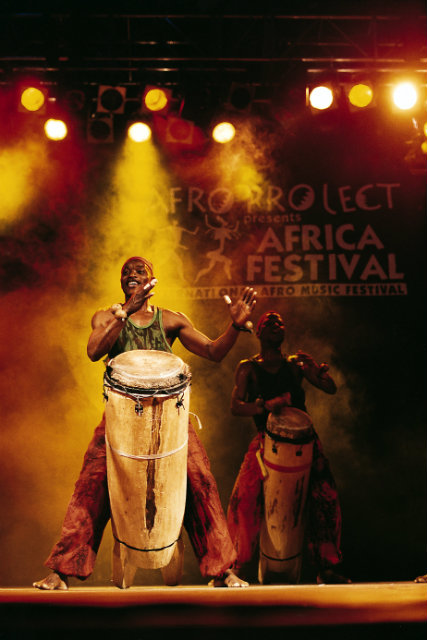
<box><xmin>225</xmin><ymin>287</ymin><xmax>257</xmax><ymax>328</ymax></box>
<box><xmin>124</xmin><ymin>278</ymin><xmax>157</xmax><ymax>315</ymax></box>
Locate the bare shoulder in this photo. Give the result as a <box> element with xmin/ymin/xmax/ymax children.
<box><xmin>161</xmin><ymin>308</ymin><xmax>193</xmax><ymax>331</ymax></box>
<box><xmin>235</xmin><ymin>358</ymin><xmax>257</xmax><ymax>378</ymax></box>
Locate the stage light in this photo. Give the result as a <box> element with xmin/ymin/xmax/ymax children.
<box><xmin>227</xmin><ymin>83</ymin><xmax>254</xmax><ymax>112</ymax></box>
<box><xmin>127</xmin><ymin>122</ymin><xmax>152</xmax><ymax>142</ymax></box>
<box><xmin>44</xmin><ymin>119</ymin><xmax>68</xmax><ymax>141</ymax></box>
<box><xmin>308</xmin><ymin>86</ymin><xmax>334</xmax><ymax>110</ymax></box>
<box><xmin>348</xmin><ymin>83</ymin><xmax>374</xmax><ymax>108</ymax></box>
<box><xmin>87</xmin><ymin>114</ymin><xmax>114</xmax><ymax>143</ymax></box>
<box><xmin>64</xmin><ymin>89</ymin><xmax>86</xmax><ymax>113</ymax></box>
<box><xmin>143</xmin><ymin>86</ymin><xmax>171</xmax><ymax>113</ymax></box>
<box><xmin>19</xmin><ymin>86</ymin><xmax>47</xmax><ymax>112</ymax></box>
<box><xmin>165</xmin><ymin>116</ymin><xmax>195</xmax><ymax>145</ymax></box>
<box><xmin>212</xmin><ymin>122</ymin><xmax>236</xmax><ymax>143</ymax></box>
<box><xmin>392</xmin><ymin>82</ymin><xmax>418</xmax><ymax>110</ymax></box>
<box><xmin>97</xmin><ymin>85</ymin><xmax>126</xmax><ymax>114</ymax></box>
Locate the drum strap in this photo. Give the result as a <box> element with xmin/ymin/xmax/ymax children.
<box><xmin>105</xmin><ymin>434</ymin><xmax>188</xmax><ymax>461</ymax></box>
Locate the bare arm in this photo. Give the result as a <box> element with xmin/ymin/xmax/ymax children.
<box><xmin>174</xmin><ymin>287</ymin><xmax>257</xmax><ymax>362</ymax></box>
<box><xmin>87</xmin><ymin>278</ymin><xmax>156</xmax><ymax>361</ymax></box>
<box><xmin>290</xmin><ymin>350</ymin><xmax>337</xmax><ymax>394</ymax></box>
<box><xmin>231</xmin><ymin>361</ymin><xmax>264</xmax><ymax>416</ymax></box>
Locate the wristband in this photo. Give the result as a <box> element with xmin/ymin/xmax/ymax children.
<box><xmin>232</xmin><ymin>321</ymin><xmax>251</xmax><ymax>332</ymax></box>
<box><xmin>110</xmin><ymin>303</ymin><xmax>128</xmax><ymax>322</ymax></box>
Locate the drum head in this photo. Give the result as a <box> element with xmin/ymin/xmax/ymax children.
<box><xmin>107</xmin><ymin>350</ymin><xmax>191</xmax><ymax>391</ymax></box>
<box><xmin>266</xmin><ymin>406</ymin><xmax>313</xmax><ymax>442</ymax></box>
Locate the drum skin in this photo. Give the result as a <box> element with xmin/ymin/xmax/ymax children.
<box><xmin>259</xmin><ymin>407</ymin><xmax>314</xmax><ymax>584</ymax></box>
<box><xmin>104</xmin><ymin>350</ymin><xmax>190</xmax><ymax>570</ymax></box>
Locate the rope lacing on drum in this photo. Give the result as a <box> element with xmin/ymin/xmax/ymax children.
<box><xmin>189</xmin><ymin>412</ymin><xmax>203</xmax><ymax>430</ymax></box>
<box><xmin>176</xmin><ymin>392</ymin><xmax>185</xmax><ymax>412</ymax></box>
<box><xmin>105</xmin><ymin>434</ymin><xmax>188</xmax><ymax>461</ymax></box>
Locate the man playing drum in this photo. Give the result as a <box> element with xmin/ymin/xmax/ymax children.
<box><xmin>227</xmin><ymin>310</ymin><xmax>350</xmax><ymax>585</ymax></box>
<box><xmin>34</xmin><ymin>256</ymin><xmax>256</xmax><ymax>590</ymax></box>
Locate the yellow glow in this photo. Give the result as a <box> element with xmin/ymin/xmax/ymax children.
<box><xmin>127</xmin><ymin>122</ymin><xmax>152</xmax><ymax>142</ymax></box>
<box><xmin>144</xmin><ymin>88</ymin><xmax>169</xmax><ymax>112</ymax></box>
<box><xmin>20</xmin><ymin>87</ymin><xmax>46</xmax><ymax>112</ymax></box>
<box><xmin>392</xmin><ymin>82</ymin><xmax>418</xmax><ymax>110</ymax></box>
<box><xmin>348</xmin><ymin>83</ymin><xmax>373</xmax><ymax>108</ymax></box>
<box><xmin>421</xmin><ymin>140</ymin><xmax>427</xmax><ymax>155</ymax></box>
<box><xmin>423</xmin><ymin>122</ymin><xmax>427</xmax><ymax>137</ymax></box>
<box><xmin>309</xmin><ymin>86</ymin><xmax>334</xmax><ymax>110</ymax></box>
<box><xmin>0</xmin><ymin>143</ymin><xmax>45</xmax><ymax>226</ymax></box>
<box><xmin>212</xmin><ymin>122</ymin><xmax>236</xmax><ymax>143</ymax></box>
<box><xmin>44</xmin><ymin>119</ymin><xmax>68</xmax><ymax>140</ymax></box>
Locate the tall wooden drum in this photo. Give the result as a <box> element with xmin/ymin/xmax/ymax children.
<box><xmin>103</xmin><ymin>349</ymin><xmax>191</xmax><ymax>588</ymax></box>
<box><xmin>259</xmin><ymin>406</ymin><xmax>314</xmax><ymax>584</ymax></box>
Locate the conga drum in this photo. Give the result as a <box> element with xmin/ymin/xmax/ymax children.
<box><xmin>103</xmin><ymin>349</ymin><xmax>191</xmax><ymax>588</ymax></box>
<box><xmin>258</xmin><ymin>406</ymin><xmax>314</xmax><ymax>584</ymax></box>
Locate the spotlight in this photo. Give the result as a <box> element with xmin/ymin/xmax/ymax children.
<box><xmin>127</xmin><ymin>121</ymin><xmax>152</xmax><ymax>142</ymax></box>
<box><xmin>64</xmin><ymin>89</ymin><xmax>86</xmax><ymax>113</ymax></box>
<box><xmin>347</xmin><ymin>83</ymin><xmax>374</xmax><ymax>109</ymax></box>
<box><xmin>19</xmin><ymin>86</ymin><xmax>47</xmax><ymax>113</ymax></box>
<box><xmin>87</xmin><ymin>114</ymin><xmax>114</xmax><ymax>143</ymax></box>
<box><xmin>142</xmin><ymin>85</ymin><xmax>172</xmax><ymax>114</ymax></box>
<box><xmin>392</xmin><ymin>81</ymin><xmax>418</xmax><ymax>110</ymax></box>
<box><xmin>44</xmin><ymin>118</ymin><xmax>68</xmax><ymax>141</ymax></box>
<box><xmin>97</xmin><ymin>85</ymin><xmax>126</xmax><ymax>114</ymax></box>
<box><xmin>212</xmin><ymin>122</ymin><xmax>236</xmax><ymax>143</ymax></box>
<box><xmin>308</xmin><ymin>85</ymin><xmax>334</xmax><ymax>111</ymax></box>
<box><xmin>227</xmin><ymin>83</ymin><xmax>254</xmax><ymax>112</ymax></box>
<box><xmin>165</xmin><ymin>116</ymin><xmax>195</xmax><ymax>145</ymax></box>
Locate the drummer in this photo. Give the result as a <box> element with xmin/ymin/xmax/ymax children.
<box><xmin>33</xmin><ymin>256</ymin><xmax>256</xmax><ymax>590</ymax></box>
<box><xmin>226</xmin><ymin>310</ymin><xmax>351</xmax><ymax>584</ymax></box>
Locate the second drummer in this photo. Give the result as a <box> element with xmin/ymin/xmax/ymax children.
<box><xmin>226</xmin><ymin>310</ymin><xmax>351</xmax><ymax>585</ymax></box>
<box><xmin>33</xmin><ymin>256</ymin><xmax>257</xmax><ymax>590</ymax></box>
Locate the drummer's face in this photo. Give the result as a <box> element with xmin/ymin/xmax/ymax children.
<box><xmin>121</xmin><ymin>259</ymin><xmax>151</xmax><ymax>296</ymax></box>
<box><xmin>258</xmin><ymin>312</ymin><xmax>285</xmax><ymax>343</ymax></box>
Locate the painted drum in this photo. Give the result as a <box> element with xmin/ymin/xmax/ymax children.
<box><xmin>259</xmin><ymin>406</ymin><xmax>314</xmax><ymax>584</ymax></box>
<box><xmin>103</xmin><ymin>350</ymin><xmax>191</xmax><ymax>587</ymax></box>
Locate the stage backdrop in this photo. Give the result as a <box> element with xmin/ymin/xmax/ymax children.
<box><xmin>0</xmin><ymin>104</ymin><xmax>425</xmax><ymax>586</ymax></box>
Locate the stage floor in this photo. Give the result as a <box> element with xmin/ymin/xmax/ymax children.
<box><xmin>0</xmin><ymin>582</ymin><xmax>426</xmax><ymax>637</ymax></box>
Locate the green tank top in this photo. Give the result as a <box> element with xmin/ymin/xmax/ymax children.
<box><xmin>108</xmin><ymin>307</ymin><xmax>172</xmax><ymax>358</ymax></box>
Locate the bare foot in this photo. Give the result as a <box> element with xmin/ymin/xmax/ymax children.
<box><xmin>33</xmin><ymin>572</ymin><xmax>68</xmax><ymax>590</ymax></box>
<box><xmin>209</xmin><ymin>568</ymin><xmax>249</xmax><ymax>588</ymax></box>
<box><xmin>414</xmin><ymin>574</ymin><xmax>427</xmax><ymax>583</ymax></box>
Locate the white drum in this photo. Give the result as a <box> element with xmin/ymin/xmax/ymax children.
<box><xmin>259</xmin><ymin>406</ymin><xmax>314</xmax><ymax>584</ymax></box>
<box><xmin>103</xmin><ymin>349</ymin><xmax>191</xmax><ymax>587</ymax></box>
